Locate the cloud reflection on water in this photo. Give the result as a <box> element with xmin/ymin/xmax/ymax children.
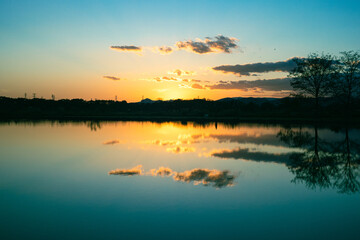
<box><xmin>109</xmin><ymin>166</ymin><xmax>237</xmax><ymax>189</ymax></box>
<box><xmin>108</xmin><ymin>165</ymin><xmax>143</xmax><ymax>176</ymax></box>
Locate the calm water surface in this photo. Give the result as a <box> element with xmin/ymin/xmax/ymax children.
<box><xmin>0</xmin><ymin>121</ymin><xmax>359</xmax><ymax>240</ymax></box>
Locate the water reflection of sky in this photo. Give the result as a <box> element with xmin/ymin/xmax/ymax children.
<box><xmin>0</xmin><ymin>121</ymin><xmax>360</xmax><ymax>239</ymax></box>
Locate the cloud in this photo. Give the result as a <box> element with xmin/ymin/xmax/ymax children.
<box><xmin>149</xmin><ymin>167</ymin><xmax>174</xmax><ymax>177</ymax></box>
<box><xmin>166</xmin><ymin>146</ymin><xmax>195</xmax><ymax>154</ymax></box>
<box><xmin>157</xmin><ymin>46</ymin><xmax>174</xmax><ymax>54</ymax></box>
<box><xmin>103</xmin><ymin>140</ymin><xmax>120</xmax><ymax>145</ymax></box>
<box><xmin>205</xmin><ymin>35</ymin><xmax>238</xmax><ymax>53</ymax></box>
<box><xmin>206</xmin><ymin>78</ymin><xmax>292</xmax><ymax>91</ymax></box>
<box><xmin>108</xmin><ymin>165</ymin><xmax>143</xmax><ymax>176</ymax></box>
<box><xmin>150</xmin><ymin>139</ymin><xmax>196</xmax><ymax>153</ymax></box>
<box><xmin>209</xmin><ymin>133</ymin><xmax>287</xmax><ymax>147</ymax></box>
<box><xmin>153</xmin><ymin>76</ymin><xmax>180</xmax><ymax>82</ymax></box>
<box><xmin>190</xmin><ymin>79</ymin><xmax>202</xmax><ymax>83</ymax></box>
<box><xmin>168</xmin><ymin>69</ymin><xmax>195</xmax><ymax>76</ymax></box>
<box><xmin>153</xmin><ymin>140</ymin><xmax>178</xmax><ymax>146</ymax></box>
<box><xmin>176</xmin><ymin>41</ymin><xmax>211</xmax><ymax>54</ymax></box>
<box><xmin>110</xmin><ymin>35</ymin><xmax>237</xmax><ymax>55</ymax></box>
<box><xmin>211</xmin><ymin>148</ymin><xmax>292</xmax><ymax>165</ymax></box>
<box><xmin>173</xmin><ymin>168</ymin><xmax>236</xmax><ymax>188</ymax></box>
<box><xmin>110</xmin><ymin>45</ymin><xmax>142</xmax><ymax>52</ymax></box>
<box><xmin>103</xmin><ymin>76</ymin><xmax>121</xmax><ymax>81</ymax></box>
<box><xmin>176</xmin><ymin>35</ymin><xmax>238</xmax><ymax>54</ymax></box>
<box><xmin>149</xmin><ymin>167</ymin><xmax>237</xmax><ymax>188</ymax></box>
<box><xmin>191</xmin><ymin>83</ymin><xmax>205</xmax><ymax>89</ymax></box>
<box><xmin>109</xmin><ymin>165</ymin><xmax>237</xmax><ymax>188</ymax></box>
<box><xmin>103</xmin><ymin>139</ymin><xmax>127</xmax><ymax>145</ymax></box>
<box><xmin>144</xmin><ymin>76</ymin><xmax>204</xmax><ymax>83</ymax></box>
<box><xmin>213</xmin><ymin>58</ymin><xmax>298</xmax><ymax>76</ymax></box>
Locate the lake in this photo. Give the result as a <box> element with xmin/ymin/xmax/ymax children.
<box><xmin>0</xmin><ymin>121</ymin><xmax>359</xmax><ymax>240</ymax></box>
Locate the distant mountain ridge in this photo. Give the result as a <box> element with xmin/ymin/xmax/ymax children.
<box><xmin>139</xmin><ymin>97</ymin><xmax>281</xmax><ymax>105</ymax></box>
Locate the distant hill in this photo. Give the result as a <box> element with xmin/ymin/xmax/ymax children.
<box><xmin>140</xmin><ymin>98</ymin><xmax>155</xmax><ymax>104</ymax></box>
<box><xmin>139</xmin><ymin>97</ymin><xmax>281</xmax><ymax>105</ymax></box>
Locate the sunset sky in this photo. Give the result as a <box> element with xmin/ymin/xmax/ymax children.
<box><xmin>1</xmin><ymin>0</ymin><xmax>359</xmax><ymax>102</ymax></box>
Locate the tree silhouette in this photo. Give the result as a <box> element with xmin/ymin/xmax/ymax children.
<box><xmin>333</xmin><ymin>51</ymin><xmax>360</xmax><ymax>111</ymax></box>
<box><xmin>288</xmin><ymin>53</ymin><xmax>337</xmax><ymax>110</ymax></box>
<box><xmin>277</xmin><ymin>126</ymin><xmax>360</xmax><ymax>193</ymax></box>
<box><xmin>86</xmin><ymin>121</ymin><xmax>102</xmax><ymax>131</ymax></box>
<box><xmin>285</xmin><ymin>126</ymin><xmax>338</xmax><ymax>190</ymax></box>
<box><xmin>332</xmin><ymin>128</ymin><xmax>360</xmax><ymax>194</ymax></box>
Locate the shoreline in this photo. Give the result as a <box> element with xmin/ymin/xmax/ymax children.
<box><xmin>1</xmin><ymin>115</ymin><xmax>360</xmax><ymax>126</ymax></box>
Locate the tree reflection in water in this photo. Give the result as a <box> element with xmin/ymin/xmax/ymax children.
<box><xmin>277</xmin><ymin>126</ymin><xmax>360</xmax><ymax>194</ymax></box>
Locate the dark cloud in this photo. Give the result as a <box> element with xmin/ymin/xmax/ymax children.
<box><xmin>191</xmin><ymin>83</ymin><xmax>205</xmax><ymax>89</ymax></box>
<box><xmin>205</xmin><ymin>35</ymin><xmax>238</xmax><ymax>53</ymax></box>
<box><xmin>208</xmin><ymin>133</ymin><xmax>288</xmax><ymax>147</ymax></box>
<box><xmin>206</xmin><ymin>78</ymin><xmax>292</xmax><ymax>91</ymax></box>
<box><xmin>110</xmin><ymin>35</ymin><xmax>237</xmax><ymax>55</ymax></box>
<box><xmin>176</xmin><ymin>41</ymin><xmax>211</xmax><ymax>54</ymax></box>
<box><xmin>212</xmin><ymin>148</ymin><xmax>292</xmax><ymax>165</ymax></box>
<box><xmin>103</xmin><ymin>76</ymin><xmax>121</xmax><ymax>81</ymax></box>
<box><xmin>176</xmin><ymin>35</ymin><xmax>238</xmax><ymax>54</ymax></box>
<box><xmin>213</xmin><ymin>58</ymin><xmax>298</xmax><ymax>76</ymax></box>
<box><xmin>110</xmin><ymin>45</ymin><xmax>142</xmax><ymax>52</ymax></box>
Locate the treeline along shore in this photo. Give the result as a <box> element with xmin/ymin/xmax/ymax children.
<box><xmin>0</xmin><ymin>96</ymin><xmax>359</xmax><ymax>123</ymax></box>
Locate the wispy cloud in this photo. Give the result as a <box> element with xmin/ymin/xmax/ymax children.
<box><xmin>168</xmin><ymin>69</ymin><xmax>195</xmax><ymax>76</ymax></box>
<box><xmin>213</xmin><ymin>58</ymin><xmax>298</xmax><ymax>76</ymax></box>
<box><xmin>103</xmin><ymin>140</ymin><xmax>120</xmax><ymax>145</ymax></box>
<box><xmin>108</xmin><ymin>165</ymin><xmax>143</xmax><ymax>176</ymax></box>
<box><xmin>153</xmin><ymin>76</ymin><xmax>181</xmax><ymax>82</ymax></box>
<box><xmin>110</xmin><ymin>45</ymin><xmax>142</xmax><ymax>52</ymax></box>
<box><xmin>103</xmin><ymin>139</ymin><xmax>127</xmax><ymax>145</ymax></box>
<box><xmin>103</xmin><ymin>76</ymin><xmax>122</xmax><ymax>81</ymax></box>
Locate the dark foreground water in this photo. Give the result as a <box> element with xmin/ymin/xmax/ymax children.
<box><xmin>0</xmin><ymin>121</ymin><xmax>359</xmax><ymax>240</ymax></box>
